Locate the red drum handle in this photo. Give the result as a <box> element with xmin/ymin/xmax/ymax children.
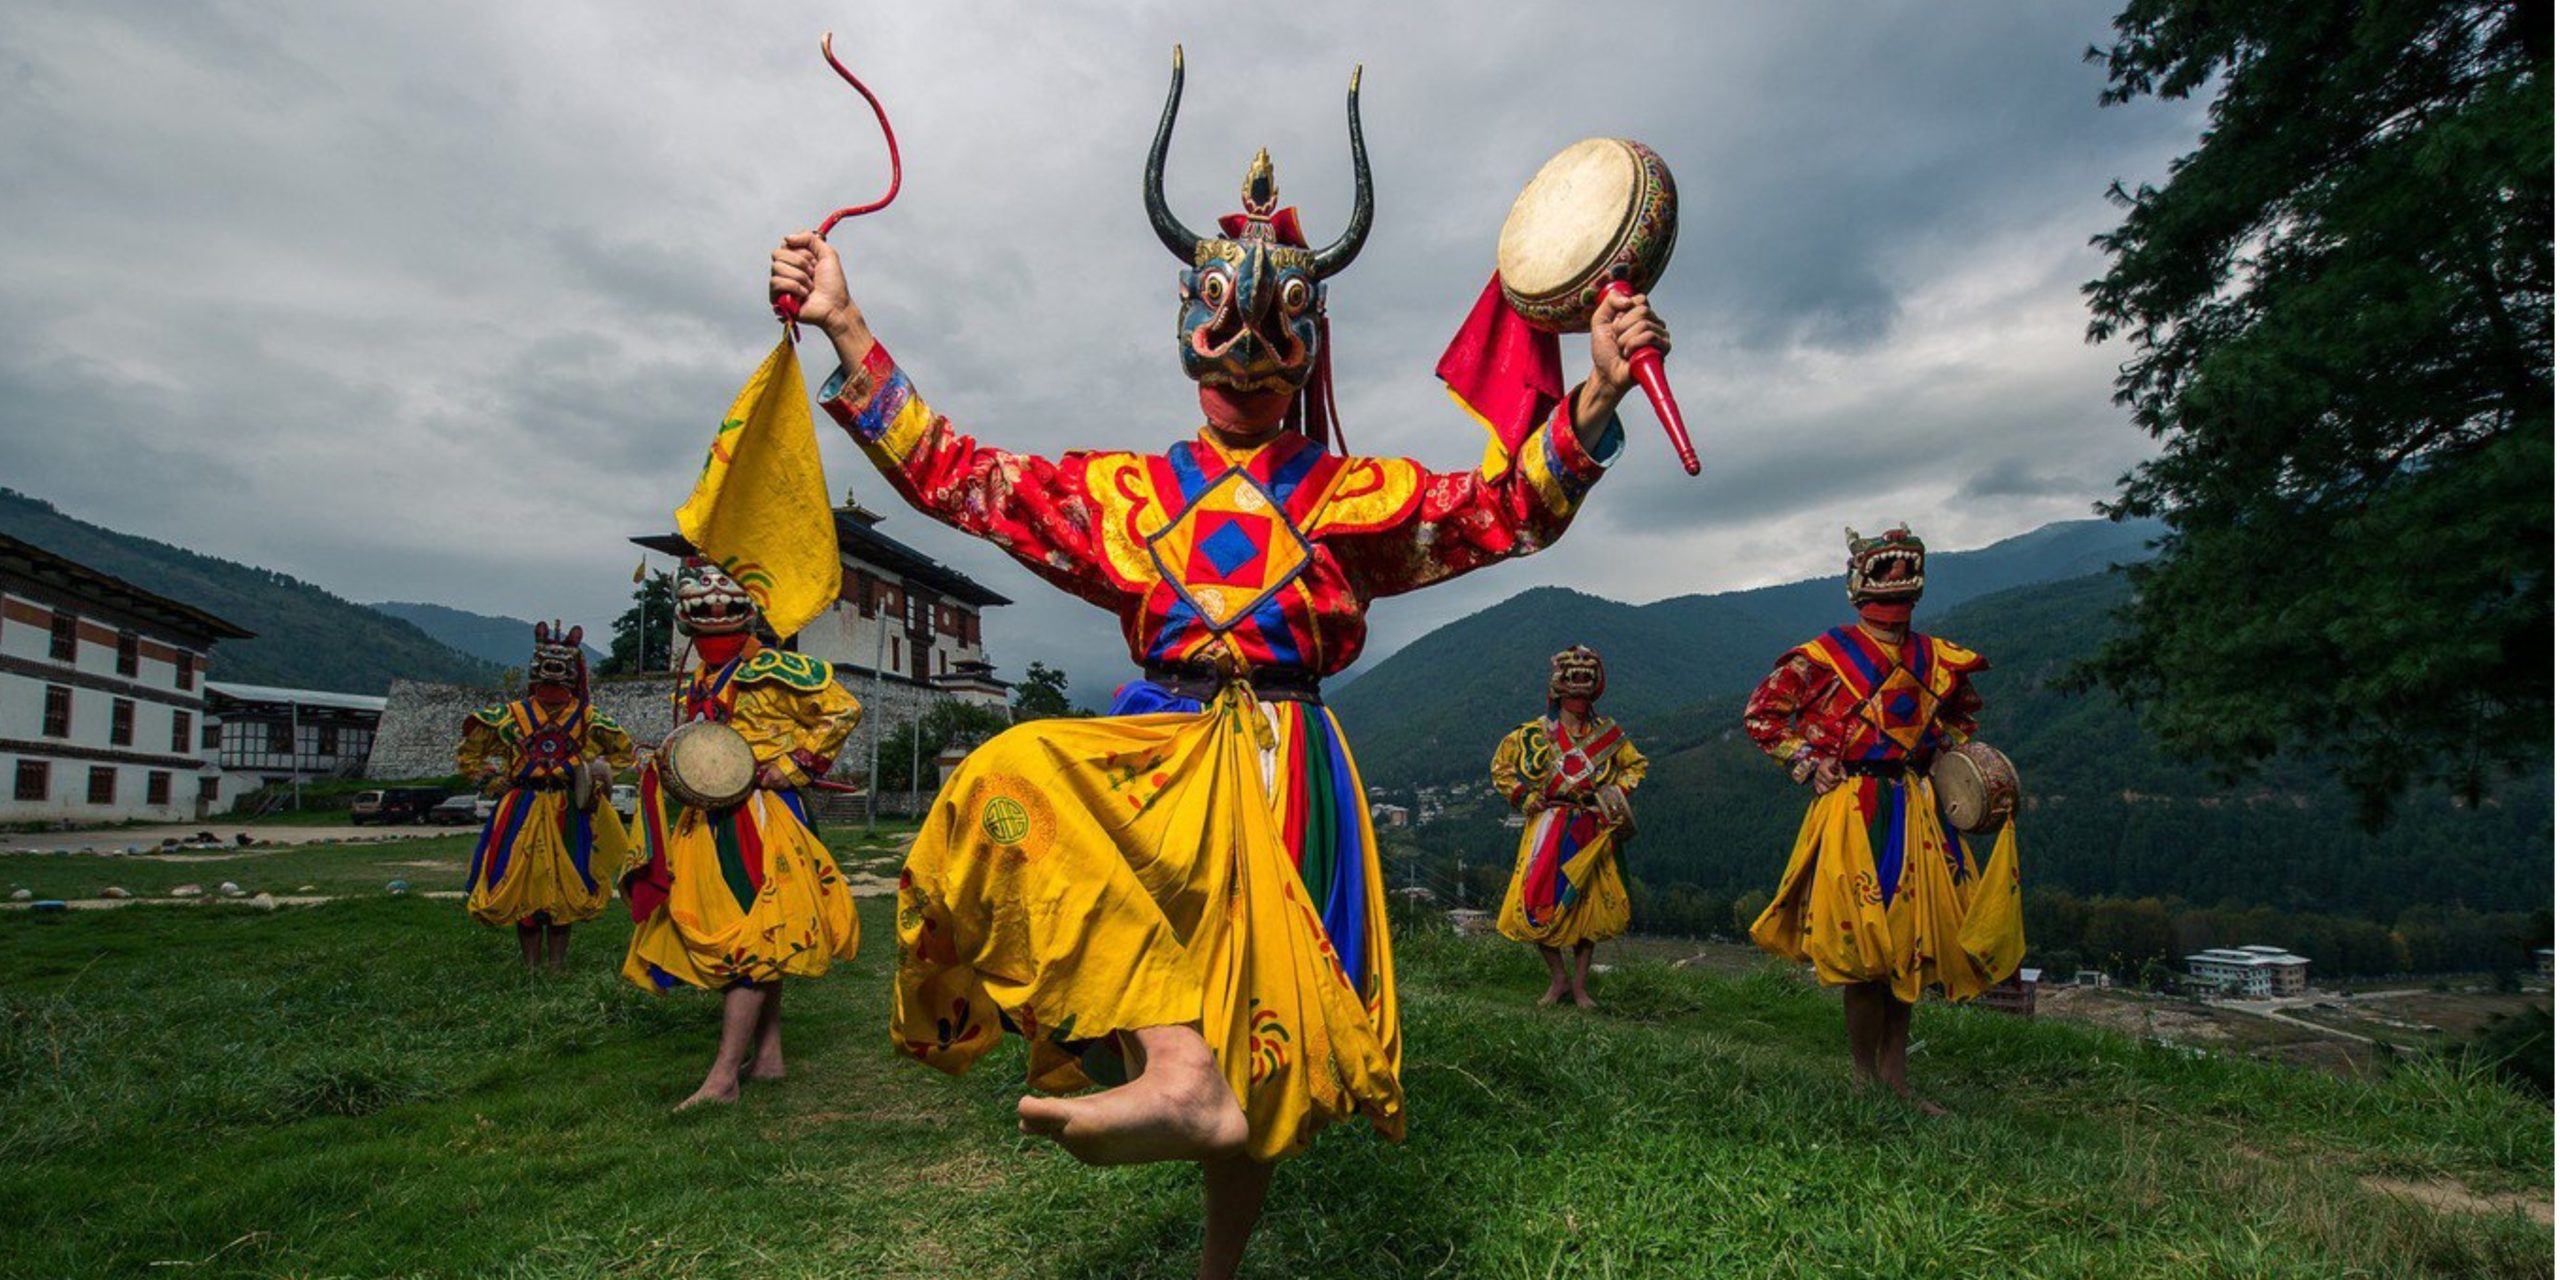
<box><xmin>771</xmin><ymin>33</ymin><xmax>902</xmax><ymax>327</ymax></box>
<box><xmin>1600</xmin><ymin>280</ymin><xmax>1700</xmax><ymax>476</ymax></box>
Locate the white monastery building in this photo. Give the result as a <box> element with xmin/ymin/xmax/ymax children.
<box><xmin>0</xmin><ymin>534</ymin><xmax>253</xmax><ymax>823</ymax></box>
<box><xmin>2186</xmin><ymin>945</ymin><xmax>2312</xmax><ymax>998</ymax></box>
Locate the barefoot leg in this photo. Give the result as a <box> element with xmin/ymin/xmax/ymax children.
<box><xmin>748</xmin><ymin>983</ymin><xmax>786</xmax><ymax>1080</ymax></box>
<box><xmin>1570</xmin><ymin>941</ymin><xmax>1597</xmax><ymax>1008</ymax></box>
<box><xmin>514</xmin><ymin>921</ymin><xmax>541</xmax><ymax>969</ymax></box>
<box><xmin>545</xmin><ymin>922</ymin><xmax>571</xmax><ymax>971</ymax></box>
<box><xmin>1878</xmin><ymin>995</ymin><xmax>1945</xmax><ymax>1115</ymax></box>
<box><xmin>1015</xmin><ymin>1023</ymin><xmax>1248</xmax><ymax>1166</ymax></box>
<box><xmin>1535</xmin><ymin>945</ymin><xmax>1568</xmax><ymax>1005</ymax></box>
<box><xmin>1843</xmin><ymin>982</ymin><xmax>1887</xmax><ymax>1089</ymax></box>
<box><xmin>678</xmin><ymin>982</ymin><xmax>767</xmax><ymax>1110</ymax></box>
<box><xmin>1197</xmin><ymin>1154</ymin><xmax>1277</xmax><ymax>1280</ymax></box>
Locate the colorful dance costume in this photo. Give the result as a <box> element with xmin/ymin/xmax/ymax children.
<box><xmin>457</xmin><ymin>622</ymin><xmax>635</xmax><ymax>928</ymax></box>
<box><xmin>831</xmin><ymin>65</ymin><xmax>1625</xmax><ymax>1159</ymax></box>
<box><xmin>1493</xmin><ymin>647</ymin><xmax>1648</xmax><ymax>948</ymax></box>
<box><xmin>1744</xmin><ymin>526</ymin><xmax>2023</xmax><ymax>1002</ymax></box>
<box><xmin>622</xmin><ymin>567</ymin><xmax>864</xmax><ymax>990</ymax></box>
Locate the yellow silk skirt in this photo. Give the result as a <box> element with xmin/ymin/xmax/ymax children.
<box><xmin>1748</xmin><ymin>775</ymin><xmax>2023</xmax><ymax>1003</ymax></box>
<box><xmin>892</xmin><ymin>688</ymin><xmax>1403</xmax><ymax>1163</ymax></box>
<box><xmin>1496</xmin><ymin>807</ymin><xmax>1631</xmax><ymax>948</ymax></box>
<box><xmin>622</xmin><ymin>786</ymin><xmax>860</xmax><ymax>990</ymax></box>
<box><xmin>463</xmin><ymin>788</ymin><xmax>629</xmax><ymax>927</ymax></box>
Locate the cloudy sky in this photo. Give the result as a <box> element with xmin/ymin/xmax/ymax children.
<box><xmin>0</xmin><ymin>1</ymin><xmax>2199</xmax><ymax>705</ymax></box>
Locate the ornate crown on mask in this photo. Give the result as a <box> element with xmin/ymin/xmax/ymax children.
<box><xmin>1549</xmin><ymin>644</ymin><xmax>1606</xmax><ymax>702</ymax></box>
<box><xmin>529</xmin><ymin>620</ymin><xmax>586</xmax><ymax>693</ymax></box>
<box><xmin>1844</xmin><ymin>524</ymin><xmax>1926</xmax><ymax>603</ymax></box>
<box><xmin>675</xmin><ymin>558</ymin><xmax>759</xmax><ymax>637</ymax></box>
<box><xmin>1145</xmin><ymin>47</ymin><xmax>1371</xmax><ymax>445</ymax></box>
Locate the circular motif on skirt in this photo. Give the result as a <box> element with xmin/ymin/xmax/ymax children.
<box><xmin>972</xmin><ymin>775</ymin><xmax>1055</xmax><ymax>860</ymax></box>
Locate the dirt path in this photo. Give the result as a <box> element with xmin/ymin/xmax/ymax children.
<box><xmin>2</xmin><ymin>824</ymin><xmax>447</xmax><ymax>854</ymax></box>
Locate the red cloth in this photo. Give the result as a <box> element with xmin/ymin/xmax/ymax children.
<box><xmin>1435</xmin><ymin>273</ymin><xmax>1564</xmax><ymax>454</ymax></box>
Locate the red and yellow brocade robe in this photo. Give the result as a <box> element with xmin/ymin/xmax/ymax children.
<box><xmin>1742</xmin><ymin>625</ymin><xmax>2022</xmax><ymax>1001</ymax></box>
<box><xmin>821</xmin><ymin>341</ymin><xmax>1621</xmax><ymax>1160</ymax></box>
<box><xmin>1492</xmin><ymin>715</ymin><xmax>1648</xmax><ymax>948</ymax></box>
<box><xmin>455</xmin><ymin>696</ymin><xmax>636</xmax><ymax>928</ymax></box>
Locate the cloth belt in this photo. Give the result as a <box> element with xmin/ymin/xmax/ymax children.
<box><xmin>1840</xmin><ymin>755</ymin><xmax>1933</xmax><ymax>778</ymax></box>
<box><xmin>1141</xmin><ymin>662</ymin><xmax>1325</xmax><ymax>706</ymax></box>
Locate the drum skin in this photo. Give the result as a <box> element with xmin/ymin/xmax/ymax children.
<box><xmin>660</xmin><ymin>721</ymin><xmax>757</xmax><ymax>811</ymax></box>
<box><xmin>1497</xmin><ymin>138</ymin><xmax>1680</xmax><ymax>334</ymax></box>
<box><xmin>1931</xmin><ymin>741</ymin><xmax>2019</xmax><ymax>835</ymax></box>
<box><xmin>569</xmin><ymin>759</ymin><xmax>599</xmax><ymax>812</ymax></box>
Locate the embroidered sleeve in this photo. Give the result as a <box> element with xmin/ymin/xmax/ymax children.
<box><xmin>454</xmin><ymin>711</ymin><xmax>510</xmax><ymax>777</ymax></box>
<box><xmin>1489</xmin><ymin>726</ymin><xmax>1538</xmax><ymax>812</ymax></box>
<box><xmin>1329</xmin><ymin>396</ymin><xmax>1623</xmax><ymax>598</ymax></box>
<box><xmin>1743</xmin><ymin>654</ymin><xmax>1825</xmax><ymax>766</ymax></box>
<box><xmin>819</xmin><ymin>342</ymin><xmax>1117</xmax><ymax>607</ymax></box>
<box><xmin>735</xmin><ymin>679</ymin><xmax>864</xmax><ymax>787</ymax></box>
<box><xmin>1607</xmin><ymin>737</ymin><xmax>1650</xmax><ymax>791</ymax></box>
<box><xmin>587</xmin><ymin>716</ymin><xmax>638</xmax><ymax>774</ymax></box>
<box><xmin>1937</xmin><ymin>672</ymin><xmax>1981</xmax><ymax>746</ymax></box>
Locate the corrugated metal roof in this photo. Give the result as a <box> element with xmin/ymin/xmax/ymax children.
<box><xmin>205</xmin><ymin>681</ymin><xmax>389</xmax><ymax>712</ymax></box>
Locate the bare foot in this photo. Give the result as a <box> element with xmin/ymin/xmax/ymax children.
<box><xmin>1887</xmin><ymin>1083</ymin><xmax>1947</xmax><ymax>1117</ymax></box>
<box><xmin>1537</xmin><ymin>984</ymin><xmax>1567</xmax><ymax>1006</ymax></box>
<box><xmin>1015</xmin><ymin>1026</ymin><xmax>1247</xmax><ymax>1166</ymax></box>
<box><xmin>746</xmin><ymin>1054</ymin><xmax>787</xmax><ymax>1082</ymax></box>
<box><xmin>676</xmin><ymin>1076</ymin><xmax>739</xmax><ymax>1112</ymax></box>
<box><xmin>1571</xmin><ymin>989</ymin><xmax>1597</xmax><ymax>1009</ymax></box>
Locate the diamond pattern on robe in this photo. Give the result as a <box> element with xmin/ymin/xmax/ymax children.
<box><xmin>1857</xmin><ymin>667</ymin><xmax>1940</xmax><ymax>752</ymax></box>
<box><xmin>1146</xmin><ymin>470</ymin><xmax>1311</xmax><ymax>633</ymax></box>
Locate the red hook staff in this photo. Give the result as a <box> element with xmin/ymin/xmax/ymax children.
<box><xmin>773</xmin><ymin>32</ymin><xmax>902</xmax><ymax>326</ymax></box>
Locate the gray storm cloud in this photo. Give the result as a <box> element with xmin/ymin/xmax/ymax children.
<box><xmin>0</xmin><ymin>0</ymin><xmax>2200</xmax><ymax>705</ymax></box>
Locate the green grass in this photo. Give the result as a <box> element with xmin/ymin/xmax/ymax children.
<box><xmin>0</xmin><ymin>878</ymin><xmax>2548</xmax><ymax>1278</ymax></box>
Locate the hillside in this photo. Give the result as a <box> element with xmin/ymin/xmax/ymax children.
<box><xmin>0</xmin><ymin>490</ymin><xmax>502</xmax><ymax>694</ymax></box>
<box><xmin>0</xmin><ymin>891</ymin><xmax>2545</xmax><ymax>1277</ymax></box>
<box><xmin>1398</xmin><ymin>572</ymin><xmax>2557</xmax><ymax>922</ymax></box>
<box><xmin>1331</xmin><ymin>517</ymin><xmax>2162</xmax><ymax>789</ymax></box>
<box><xmin>370</xmin><ymin>601</ymin><xmax>606</xmax><ymax>669</ymax></box>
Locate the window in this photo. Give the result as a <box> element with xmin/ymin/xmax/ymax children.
<box><xmin>202</xmin><ymin>721</ymin><xmax>220</xmax><ymax>750</ymax></box>
<box><xmin>267</xmin><ymin>722</ymin><xmax>293</xmax><ymax>755</ymax></box>
<box><xmin>317</xmin><ymin>724</ymin><xmax>339</xmax><ymax>755</ymax></box>
<box><xmin>175</xmin><ymin>653</ymin><xmax>196</xmax><ymax>691</ymax></box>
<box><xmin>13</xmin><ymin>761</ymin><xmax>46</xmax><ymax>802</ymax></box>
<box><xmin>146</xmin><ymin>771</ymin><xmax>171</xmax><ymax>806</ymax></box>
<box><xmin>49</xmin><ymin>611</ymin><xmax>76</xmax><ymax>661</ymax></box>
<box><xmin>42</xmin><ymin>686</ymin><xmax>71</xmax><ymax>738</ymax></box>
<box><xmin>86</xmin><ymin>766</ymin><xmax>115</xmax><ymax>805</ymax></box>
<box><xmin>196</xmin><ymin>776</ymin><xmax>218</xmax><ymax>802</ymax></box>
<box><xmin>110</xmin><ymin>698</ymin><xmax>134</xmax><ymax>747</ymax></box>
<box><xmin>890</xmin><ymin>637</ymin><xmax>901</xmax><ymax>671</ymax></box>
<box><xmin>172</xmin><ymin>710</ymin><xmax>193</xmax><ymax>753</ymax></box>
<box><xmin>116</xmin><ymin>631</ymin><xmax>138</xmax><ymax>676</ymax></box>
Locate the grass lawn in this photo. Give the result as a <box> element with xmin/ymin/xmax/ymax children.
<box><xmin>1</xmin><ymin>859</ymin><xmax>2548</xmax><ymax>1278</ymax></box>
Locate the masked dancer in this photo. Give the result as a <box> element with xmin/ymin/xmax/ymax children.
<box><xmin>1492</xmin><ymin>645</ymin><xmax>1647</xmax><ymax>1007</ymax></box>
<box><xmin>456</xmin><ymin>621</ymin><xmax>635</xmax><ymax>970</ymax></box>
<box><xmin>621</xmin><ymin>558</ymin><xmax>864</xmax><ymax>1109</ymax></box>
<box><xmin>1744</xmin><ymin>525</ymin><xmax>2019</xmax><ymax>1113</ymax></box>
<box><xmin>770</xmin><ymin>52</ymin><xmax>1668</xmax><ymax>1279</ymax></box>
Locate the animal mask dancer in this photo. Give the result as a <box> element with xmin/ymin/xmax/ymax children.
<box><xmin>1146</xmin><ymin>47</ymin><xmax>1371</xmax><ymax>443</ymax></box>
<box><xmin>529</xmin><ymin>621</ymin><xmax>588</xmax><ymax>702</ymax></box>
<box><xmin>1845</xmin><ymin>524</ymin><xmax>1925</xmax><ymax>627</ymax></box>
<box><xmin>1548</xmin><ymin>645</ymin><xmax>1606</xmax><ymax>717</ymax></box>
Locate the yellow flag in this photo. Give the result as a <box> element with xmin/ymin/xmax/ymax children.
<box><xmin>675</xmin><ymin>337</ymin><xmax>839</xmax><ymax>639</ymax></box>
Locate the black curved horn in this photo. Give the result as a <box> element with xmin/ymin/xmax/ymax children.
<box><xmin>1309</xmin><ymin>65</ymin><xmax>1372</xmax><ymax>279</ymax></box>
<box><xmin>1144</xmin><ymin>45</ymin><xmax>1205</xmax><ymax>262</ymax></box>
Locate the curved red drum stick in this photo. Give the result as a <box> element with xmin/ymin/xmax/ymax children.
<box><xmin>773</xmin><ymin>32</ymin><xmax>902</xmax><ymax>326</ymax></box>
<box><xmin>1599</xmin><ymin>280</ymin><xmax>1699</xmax><ymax>475</ymax></box>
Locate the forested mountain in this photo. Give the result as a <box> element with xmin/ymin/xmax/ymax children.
<box><xmin>371</xmin><ymin>601</ymin><xmax>605</xmax><ymax>669</ymax></box>
<box><xmin>1332</xmin><ymin>517</ymin><xmax>2162</xmax><ymax>787</ymax></box>
<box><xmin>1391</xmin><ymin>571</ymin><xmax>2554</xmax><ymax>924</ymax></box>
<box><xmin>0</xmin><ymin>490</ymin><xmax>502</xmax><ymax>694</ymax></box>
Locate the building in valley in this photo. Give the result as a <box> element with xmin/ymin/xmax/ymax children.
<box><xmin>0</xmin><ymin>534</ymin><xmax>253</xmax><ymax>823</ymax></box>
<box><xmin>2186</xmin><ymin>945</ymin><xmax>2312</xmax><ymax>998</ymax></box>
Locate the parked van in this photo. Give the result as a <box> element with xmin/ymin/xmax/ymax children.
<box><xmin>351</xmin><ymin>787</ymin><xmax>446</xmax><ymax>825</ymax></box>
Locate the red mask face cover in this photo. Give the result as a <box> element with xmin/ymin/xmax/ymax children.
<box><xmin>694</xmin><ymin>633</ymin><xmax>751</xmax><ymax>666</ymax></box>
<box><xmin>1558</xmin><ymin>695</ymin><xmax>1596</xmax><ymax>718</ymax></box>
<box><xmin>1857</xmin><ymin>600</ymin><xmax>1914</xmax><ymax>626</ymax></box>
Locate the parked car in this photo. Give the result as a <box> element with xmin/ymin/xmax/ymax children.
<box><xmin>426</xmin><ymin>795</ymin><xmax>484</xmax><ymax>827</ymax></box>
<box><xmin>609</xmin><ymin>784</ymin><xmax>638</xmax><ymax>819</ymax></box>
<box><xmin>352</xmin><ymin>787</ymin><xmax>447</xmax><ymax>825</ymax></box>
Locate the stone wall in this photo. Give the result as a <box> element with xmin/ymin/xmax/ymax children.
<box><xmin>366</xmin><ymin>672</ymin><xmax>982</xmax><ymax>795</ymax></box>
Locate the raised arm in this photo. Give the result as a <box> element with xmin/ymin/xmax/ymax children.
<box><xmin>774</xmin><ymin>234</ymin><xmax>1118</xmax><ymax>608</ymax></box>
